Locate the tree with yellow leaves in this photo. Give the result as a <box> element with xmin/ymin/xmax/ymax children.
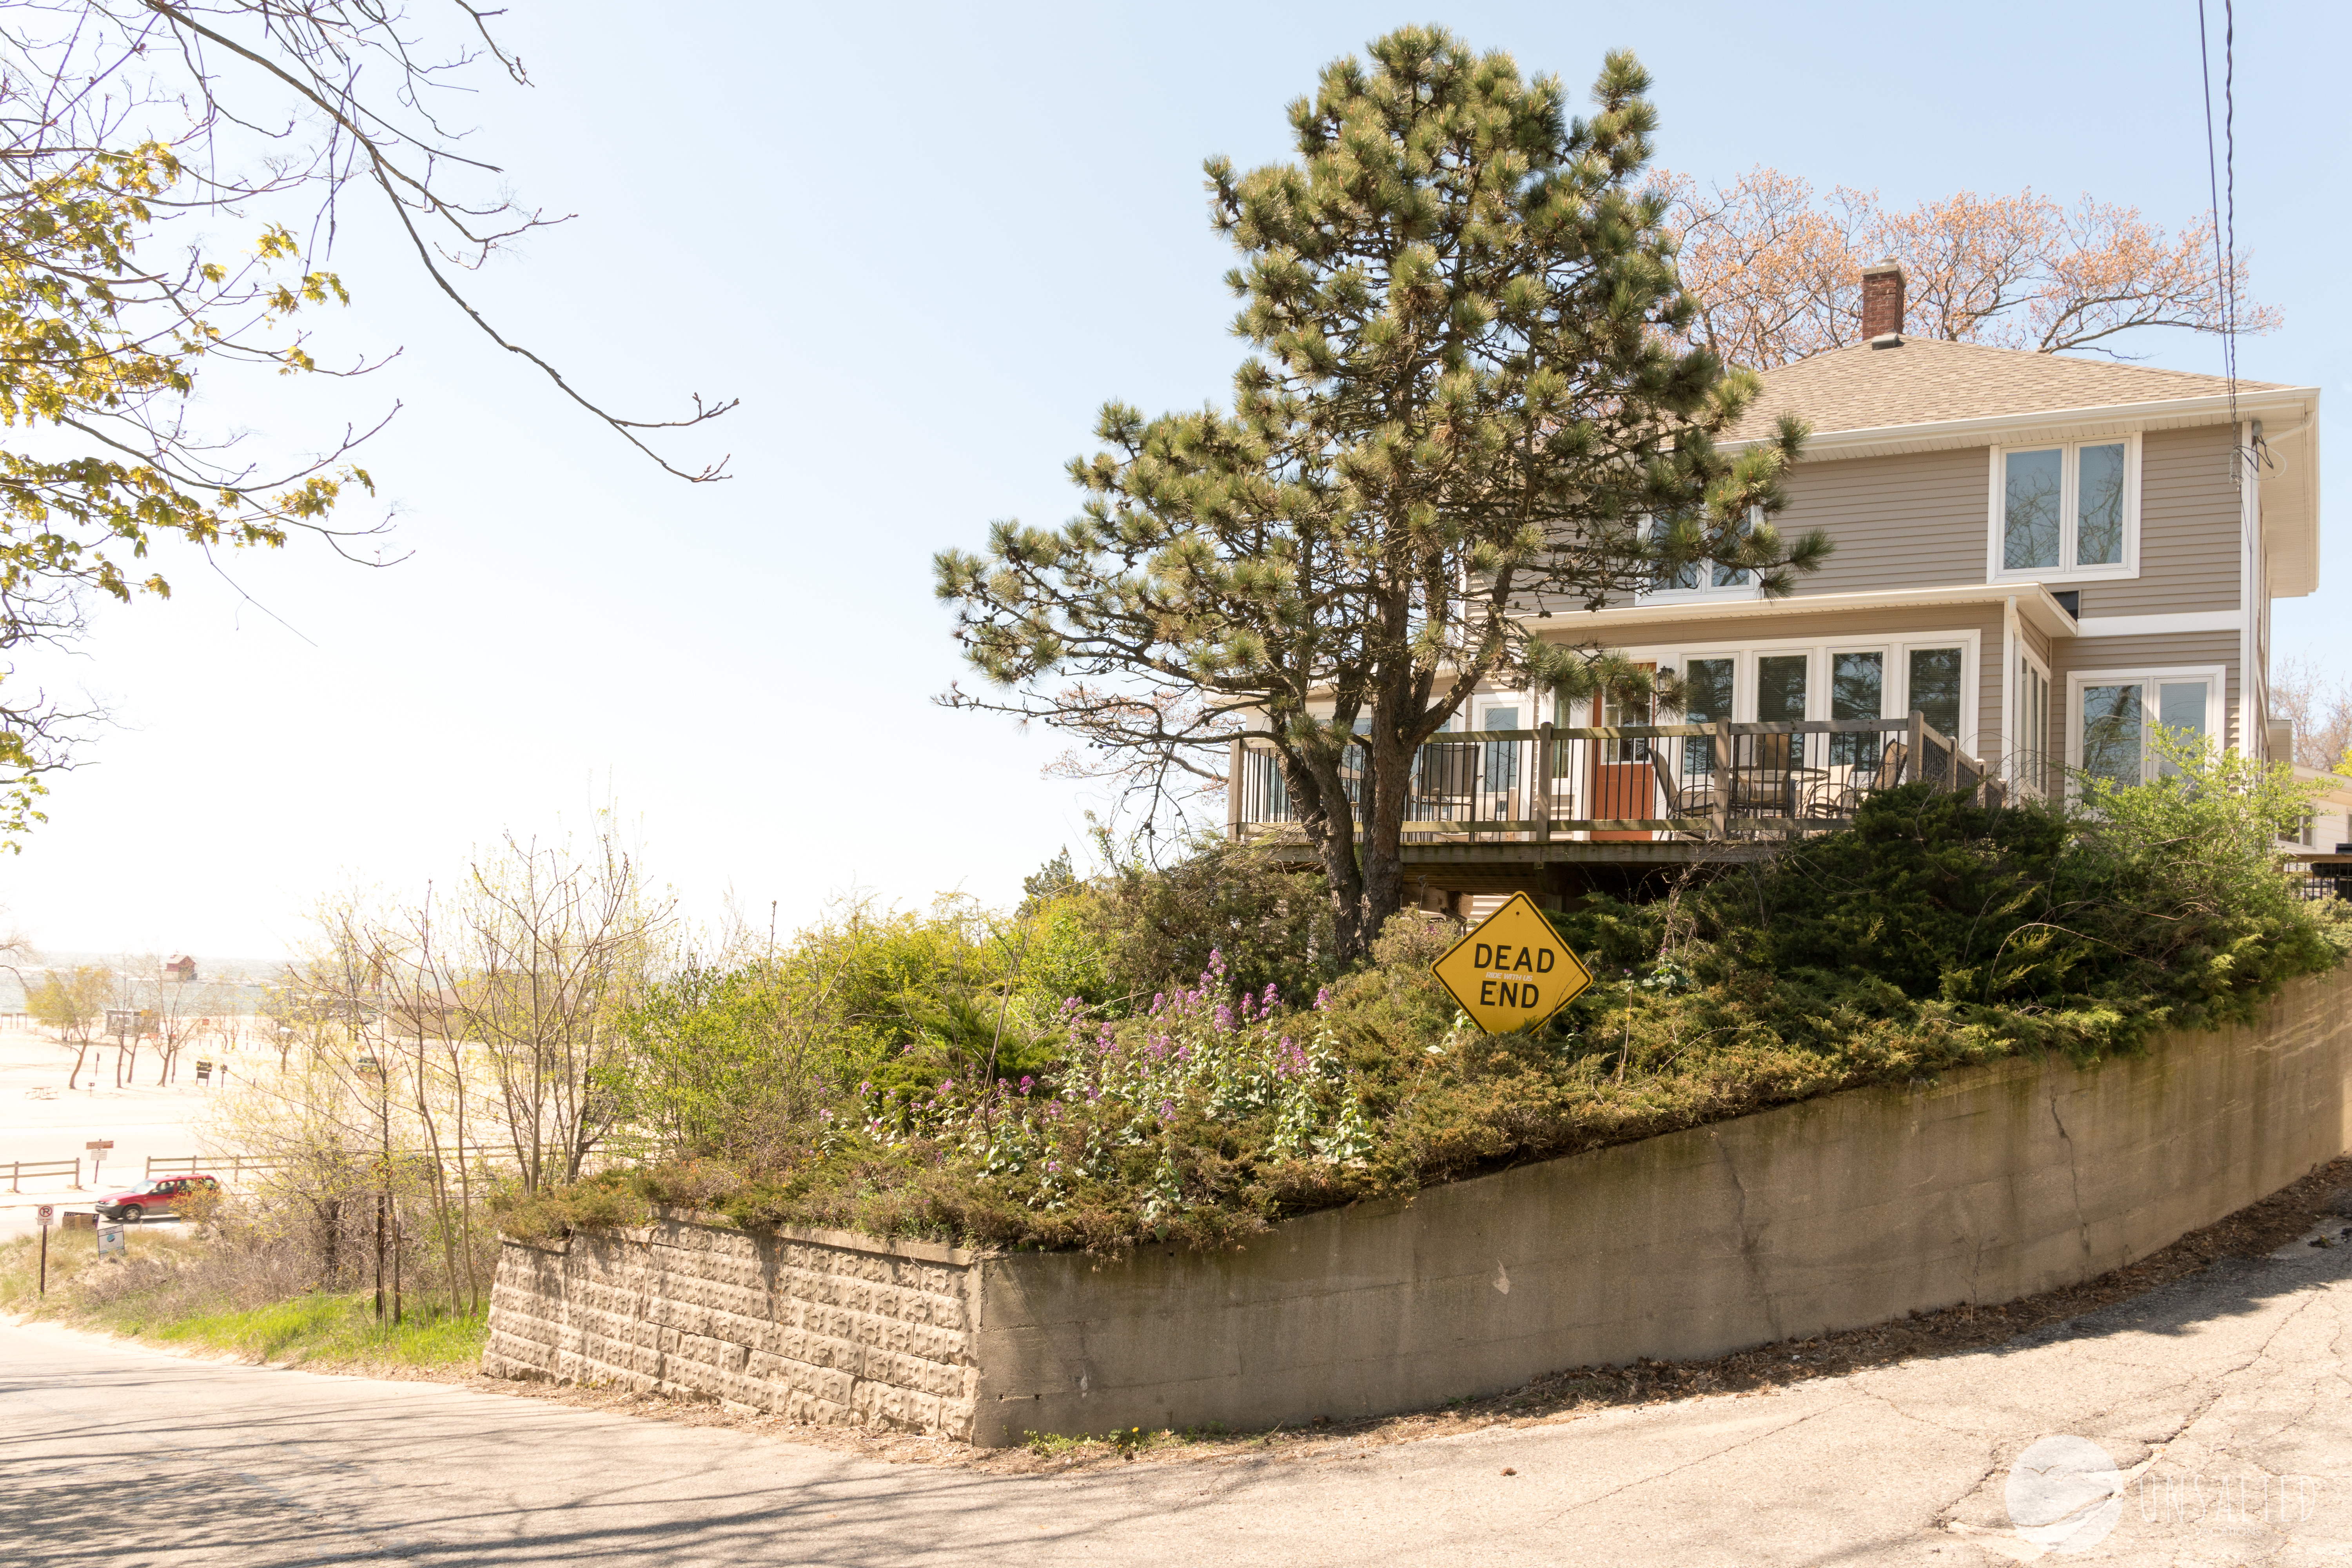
<box><xmin>0</xmin><ymin>5</ymin><xmax>731</xmax><ymax>848</ymax></box>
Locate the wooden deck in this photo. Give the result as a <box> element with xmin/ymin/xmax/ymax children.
<box><xmin>1229</xmin><ymin>713</ymin><xmax>2003</xmax><ymax>901</ymax></box>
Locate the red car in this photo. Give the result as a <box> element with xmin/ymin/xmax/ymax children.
<box><xmin>96</xmin><ymin>1174</ymin><xmax>220</xmax><ymax>1222</ymax></box>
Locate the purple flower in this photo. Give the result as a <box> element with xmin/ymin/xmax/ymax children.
<box><xmin>940</xmin><ymin>1079</ymin><xmax>954</xmax><ymax>1093</ymax></box>
<box><xmin>1151</xmin><ymin>992</ymin><xmax>1165</xmax><ymax>1014</ymax></box>
<box><xmin>1314</xmin><ymin>986</ymin><xmax>1332</xmax><ymax>1011</ymax></box>
<box><xmin>1263</xmin><ymin>983</ymin><xmax>1279</xmax><ymax>1010</ymax></box>
<box><xmin>1214</xmin><ymin>1004</ymin><xmax>1234</xmax><ymax>1034</ymax></box>
<box><xmin>1020</xmin><ymin>1075</ymin><xmax>1035</xmax><ymax>1093</ymax></box>
<box><xmin>1158</xmin><ymin>1099</ymin><xmax>1176</xmax><ymax>1122</ymax></box>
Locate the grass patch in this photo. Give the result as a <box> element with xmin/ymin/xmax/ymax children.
<box><xmin>117</xmin><ymin>1292</ymin><xmax>488</xmax><ymax>1368</ymax></box>
<box><xmin>1022</xmin><ymin>1423</ymin><xmax>1229</xmax><ymax>1461</ymax></box>
<box><xmin>0</xmin><ymin>1228</ymin><xmax>487</xmax><ymax>1372</ymax></box>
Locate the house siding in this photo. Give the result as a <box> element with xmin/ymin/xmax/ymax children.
<box><xmin>1774</xmin><ymin>446</ymin><xmax>1990</xmax><ymax>596</ymax></box>
<box><xmin>1738</xmin><ymin>423</ymin><xmax>2239</xmax><ymax>619</ymax></box>
<box><xmin>2020</xmin><ymin>615</ymin><xmax>2054</xmax><ymax>669</ymax></box>
<box><xmin>2090</xmin><ymin>423</ymin><xmax>2242</xmax><ymax>617</ymax></box>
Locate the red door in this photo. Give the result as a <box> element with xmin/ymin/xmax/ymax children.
<box><xmin>1590</xmin><ymin>668</ymin><xmax>1655</xmax><ymax>842</ymax></box>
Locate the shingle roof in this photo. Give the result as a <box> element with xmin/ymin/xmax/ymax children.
<box><xmin>1720</xmin><ymin>338</ymin><xmax>2279</xmax><ymax>443</ymax></box>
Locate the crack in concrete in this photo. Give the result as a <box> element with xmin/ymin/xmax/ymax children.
<box><xmin>2049</xmin><ymin>1093</ymin><xmax>2092</xmax><ymax>1268</ymax></box>
<box><xmin>1916</xmin><ymin>1260</ymin><xmax>2342</xmax><ymax>1553</ymax></box>
<box><xmin>1708</xmin><ymin>1129</ymin><xmax>1782</xmax><ymax>1343</ymax></box>
<box><xmin>1929</xmin><ymin>1449</ymin><xmax>2008</xmax><ymax>1532</ymax></box>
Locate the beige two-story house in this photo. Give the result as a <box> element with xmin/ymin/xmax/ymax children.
<box><xmin>1232</xmin><ymin>265</ymin><xmax>2321</xmax><ymax>909</ymax></box>
<box><xmin>1522</xmin><ymin>265</ymin><xmax>2321</xmax><ymax>801</ymax></box>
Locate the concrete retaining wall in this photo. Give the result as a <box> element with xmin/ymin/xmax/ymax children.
<box><xmin>485</xmin><ymin>967</ymin><xmax>2352</xmax><ymax>1445</ymax></box>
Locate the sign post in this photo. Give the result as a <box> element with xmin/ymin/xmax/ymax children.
<box><xmin>84</xmin><ymin>1138</ymin><xmax>113</xmax><ymax>1189</ymax></box>
<box><xmin>96</xmin><ymin>1221</ymin><xmax>125</xmax><ymax>1260</ymax></box>
<box><xmin>36</xmin><ymin>1205</ymin><xmax>52</xmax><ymax>1294</ymax></box>
<box><xmin>1431</xmin><ymin>893</ymin><xmax>1595</xmax><ymax>1034</ymax></box>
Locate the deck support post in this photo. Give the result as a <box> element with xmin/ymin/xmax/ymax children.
<box><xmin>1535</xmin><ymin>722</ymin><xmax>1553</xmax><ymax>846</ymax></box>
<box><xmin>1226</xmin><ymin>738</ymin><xmax>1245</xmax><ymax>841</ymax></box>
<box><xmin>1711</xmin><ymin>721</ymin><xmax>1732</xmax><ymax>839</ymax></box>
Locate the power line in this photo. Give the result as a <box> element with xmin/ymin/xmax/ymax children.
<box><xmin>2197</xmin><ymin>0</ymin><xmax>2241</xmax><ymax>441</ymax></box>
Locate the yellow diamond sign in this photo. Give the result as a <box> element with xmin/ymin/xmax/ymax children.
<box><xmin>1431</xmin><ymin>892</ymin><xmax>1594</xmax><ymax>1034</ymax></box>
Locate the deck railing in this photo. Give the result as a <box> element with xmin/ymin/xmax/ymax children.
<box><xmin>1230</xmin><ymin>713</ymin><xmax>2004</xmax><ymax>844</ymax></box>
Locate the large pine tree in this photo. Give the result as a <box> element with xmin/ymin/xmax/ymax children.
<box><xmin>937</xmin><ymin>29</ymin><xmax>1823</xmax><ymax>960</ymax></box>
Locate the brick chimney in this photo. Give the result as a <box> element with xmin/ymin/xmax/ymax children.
<box><xmin>1861</xmin><ymin>260</ymin><xmax>1906</xmax><ymax>344</ymax></box>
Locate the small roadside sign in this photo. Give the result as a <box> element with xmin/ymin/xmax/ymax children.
<box><xmin>84</xmin><ymin>1139</ymin><xmax>113</xmax><ymax>1152</ymax></box>
<box><xmin>1432</xmin><ymin>892</ymin><xmax>1595</xmax><ymax>1034</ymax></box>
<box><xmin>96</xmin><ymin>1222</ymin><xmax>125</xmax><ymax>1259</ymax></box>
<box><xmin>36</xmin><ymin>1205</ymin><xmax>53</xmax><ymax>1228</ymax></box>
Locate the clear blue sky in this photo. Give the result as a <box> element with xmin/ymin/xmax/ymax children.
<box><xmin>8</xmin><ymin>0</ymin><xmax>2346</xmax><ymax>957</ymax></box>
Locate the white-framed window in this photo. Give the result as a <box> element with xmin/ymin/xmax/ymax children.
<box><xmin>2064</xmin><ymin>666</ymin><xmax>2225</xmax><ymax>790</ymax></box>
<box><xmin>2015</xmin><ymin>650</ymin><xmax>2053</xmax><ymax>796</ymax></box>
<box><xmin>1642</xmin><ymin>508</ymin><xmax>1761</xmax><ymax>601</ymax></box>
<box><xmin>1988</xmin><ymin>436</ymin><xmax>2140</xmax><ymax>583</ymax></box>
<box><xmin>1649</xmin><ymin>632</ymin><xmax>1979</xmax><ymax>733</ymax></box>
<box><xmin>1474</xmin><ymin>696</ymin><xmax>1523</xmax><ymax>791</ymax></box>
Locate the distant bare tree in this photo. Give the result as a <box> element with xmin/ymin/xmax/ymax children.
<box><xmin>440</xmin><ymin>819</ymin><xmax>669</xmax><ymax>1194</ymax></box>
<box><xmin>1662</xmin><ymin>167</ymin><xmax>2279</xmax><ymax>369</ymax></box>
<box><xmin>2270</xmin><ymin>657</ymin><xmax>2352</xmax><ymax>773</ymax></box>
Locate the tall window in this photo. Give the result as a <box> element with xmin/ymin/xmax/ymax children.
<box><xmin>1994</xmin><ymin>438</ymin><xmax>2137</xmax><ymax>579</ymax></box>
<box><xmin>2072</xmin><ymin>671</ymin><xmax>2216</xmax><ymax>789</ymax></box>
<box><xmin>1829</xmin><ymin>650</ymin><xmax>1883</xmax><ymax>765</ymax></box>
<box><xmin>2016</xmin><ymin>656</ymin><xmax>2051</xmax><ymax>795</ymax></box>
<box><xmin>2079</xmin><ymin>684</ymin><xmax>2142</xmax><ymax>789</ymax></box>
<box><xmin>1480</xmin><ymin>704</ymin><xmax>1520</xmax><ymax>792</ymax></box>
<box><xmin>1756</xmin><ymin>655</ymin><xmax>1808</xmax><ymax>723</ymax></box>
<box><xmin>1906</xmin><ymin>647</ymin><xmax>1964</xmax><ymax>740</ymax></box>
<box><xmin>1682</xmin><ymin>658</ymin><xmax>1734</xmax><ymax>773</ymax></box>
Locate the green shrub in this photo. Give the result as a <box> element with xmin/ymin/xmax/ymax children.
<box><xmin>551</xmin><ymin>744</ymin><xmax>2344</xmax><ymax>1257</ymax></box>
<box><xmin>1076</xmin><ymin>833</ymin><xmax>1341</xmax><ymax>1008</ymax></box>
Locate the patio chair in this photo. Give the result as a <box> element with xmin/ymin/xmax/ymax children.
<box><xmin>1646</xmin><ymin>748</ymin><xmax>1720</xmax><ymax>831</ymax></box>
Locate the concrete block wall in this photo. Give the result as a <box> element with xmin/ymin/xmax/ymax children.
<box><xmin>484</xmin><ymin>966</ymin><xmax>2352</xmax><ymax>1446</ymax></box>
<box><xmin>485</xmin><ymin>1215</ymin><xmax>981</xmax><ymax>1438</ymax></box>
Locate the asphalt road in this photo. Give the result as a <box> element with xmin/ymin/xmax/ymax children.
<box><xmin>5</xmin><ymin>1220</ymin><xmax>2350</xmax><ymax>1567</ymax></box>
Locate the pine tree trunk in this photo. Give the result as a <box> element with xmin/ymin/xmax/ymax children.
<box><xmin>1284</xmin><ymin>748</ymin><xmax>1370</xmax><ymax>962</ymax></box>
<box><xmin>1357</xmin><ymin>730</ymin><xmax>1414</xmax><ymax>947</ymax></box>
